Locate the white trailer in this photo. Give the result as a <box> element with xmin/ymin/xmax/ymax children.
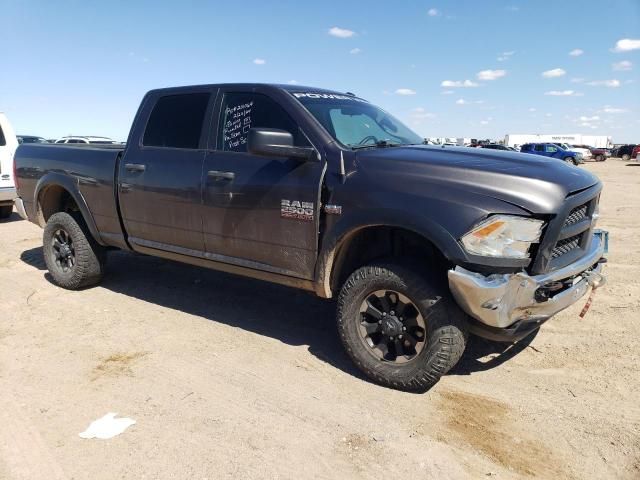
<box><xmin>505</xmin><ymin>134</ymin><xmax>612</xmax><ymax>149</ymax></box>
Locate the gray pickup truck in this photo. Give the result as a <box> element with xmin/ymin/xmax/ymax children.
<box><xmin>14</xmin><ymin>83</ymin><xmax>607</xmax><ymax>391</ymax></box>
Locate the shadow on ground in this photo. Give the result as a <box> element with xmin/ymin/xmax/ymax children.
<box><xmin>20</xmin><ymin>246</ymin><xmax>532</xmax><ymax>388</ymax></box>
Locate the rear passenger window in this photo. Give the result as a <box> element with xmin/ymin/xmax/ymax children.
<box><xmin>534</xmin><ymin>145</ymin><xmax>544</xmax><ymax>152</ymax></box>
<box><xmin>0</xmin><ymin>124</ymin><xmax>5</xmax><ymax>146</ymax></box>
<box><xmin>143</xmin><ymin>93</ymin><xmax>210</xmax><ymax>149</ymax></box>
<box><xmin>218</xmin><ymin>92</ymin><xmax>308</xmax><ymax>152</ymax></box>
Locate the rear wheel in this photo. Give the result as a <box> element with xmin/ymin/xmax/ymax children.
<box><xmin>0</xmin><ymin>206</ymin><xmax>12</xmax><ymax>219</ymax></box>
<box><xmin>596</xmin><ymin>154</ymin><xmax>604</xmax><ymax>162</ymax></box>
<box><xmin>337</xmin><ymin>262</ymin><xmax>467</xmax><ymax>392</ymax></box>
<box><xmin>43</xmin><ymin>212</ymin><xmax>106</xmax><ymax>289</ymax></box>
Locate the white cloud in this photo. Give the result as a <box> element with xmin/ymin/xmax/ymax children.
<box><xmin>253</xmin><ymin>58</ymin><xmax>266</xmax><ymax>65</ymax></box>
<box><xmin>601</xmin><ymin>105</ymin><xmax>627</xmax><ymax>113</ymax></box>
<box><xmin>427</xmin><ymin>8</ymin><xmax>439</xmax><ymax>16</ymax></box>
<box><xmin>544</xmin><ymin>90</ymin><xmax>582</xmax><ymax>96</ymax></box>
<box><xmin>545</xmin><ymin>113</ymin><xmax>553</xmax><ymax>117</ymax></box>
<box><xmin>455</xmin><ymin>98</ymin><xmax>467</xmax><ymax>105</ymax></box>
<box><xmin>612</xmin><ymin>39</ymin><xmax>640</xmax><ymax>52</ymax></box>
<box><xmin>497</xmin><ymin>51</ymin><xmax>515</xmax><ymax>61</ymax></box>
<box><xmin>542</xmin><ymin>68</ymin><xmax>566</xmax><ymax>78</ymax></box>
<box><xmin>579</xmin><ymin>116</ymin><xmax>600</xmax><ymax>121</ymax></box>
<box><xmin>395</xmin><ymin>88</ymin><xmax>416</xmax><ymax>95</ymax></box>
<box><xmin>477</xmin><ymin>69</ymin><xmax>506</xmax><ymax>81</ymax></box>
<box><xmin>612</xmin><ymin>60</ymin><xmax>632</xmax><ymax>71</ymax></box>
<box><xmin>441</xmin><ymin>79</ymin><xmax>479</xmax><ymax>88</ymax></box>
<box><xmin>569</xmin><ymin>49</ymin><xmax>584</xmax><ymax>56</ymax></box>
<box><xmin>586</xmin><ymin>79</ymin><xmax>620</xmax><ymax>87</ymax></box>
<box><xmin>349</xmin><ymin>48</ymin><xmax>361</xmax><ymax>54</ymax></box>
<box><xmin>441</xmin><ymin>90</ymin><xmax>454</xmax><ymax>95</ymax></box>
<box><xmin>528</xmin><ymin>107</ymin><xmax>537</xmax><ymax>112</ymax></box>
<box><xmin>480</xmin><ymin>120</ymin><xmax>489</xmax><ymax>125</ymax></box>
<box><xmin>328</xmin><ymin>26</ymin><xmax>355</xmax><ymax>38</ymax></box>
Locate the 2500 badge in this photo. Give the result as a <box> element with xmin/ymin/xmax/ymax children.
<box><xmin>281</xmin><ymin>199</ymin><xmax>314</xmax><ymax>221</ymax></box>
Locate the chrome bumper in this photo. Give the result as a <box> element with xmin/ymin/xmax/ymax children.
<box><xmin>13</xmin><ymin>197</ymin><xmax>28</xmax><ymax>220</ymax></box>
<box><xmin>448</xmin><ymin>233</ymin><xmax>606</xmax><ymax>329</ymax></box>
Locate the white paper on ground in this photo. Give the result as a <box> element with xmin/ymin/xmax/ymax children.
<box><xmin>79</xmin><ymin>412</ymin><xmax>136</xmax><ymax>439</ymax></box>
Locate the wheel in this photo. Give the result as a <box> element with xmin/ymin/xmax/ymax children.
<box><xmin>622</xmin><ymin>154</ymin><xmax>630</xmax><ymax>161</ymax></box>
<box><xmin>43</xmin><ymin>212</ymin><xmax>106</xmax><ymax>289</ymax></box>
<box><xmin>564</xmin><ymin>157</ymin><xmax>575</xmax><ymax>165</ymax></box>
<box><xmin>0</xmin><ymin>205</ymin><xmax>12</xmax><ymax>219</ymax></box>
<box><xmin>337</xmin><ymin>262</ymin><xmax>467</xmax><ymax>392</ymax></box>
<box><xmin>596</xmin><ymin>155</ymin><xmax>604</xmax><ymax>162</ymax></box>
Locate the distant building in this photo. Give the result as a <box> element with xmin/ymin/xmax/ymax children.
<box><xmin>505</xmin><ymin>134</ymin><xmax>612</xmax><ymax>149</ymax></box>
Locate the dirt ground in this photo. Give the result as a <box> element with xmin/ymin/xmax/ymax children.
<box><xmin>1</xmin><ymin>160</ymin><xmax>638</xmax><ymax>480</ymax></box>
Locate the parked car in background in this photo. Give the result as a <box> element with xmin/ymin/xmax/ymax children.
<box><xmin>480</xmin><ymin>144</ymin><xmax>510</xmax><ymax>150</ymax></box>
<box><xmin>589</xmin><ymin>147</ymin><xmax>610</xmax><ymax>162</ymax></box>
<box><xmin>520</xmin><ymin>143</ymin><xmax>583</xmax><ymax>165</ymax></box>
<box><xmin>17</xmin><ymin>135</ymin><xmax>48</xmax><ymax>144</ymax></box>
<box><xmin>0</xmin><ymin>113</ymin><xmax>19</xmax><ymax>219</ymax></box>
<box><xmin>55</xmin><ymin>136</ymin><xmax>117</xmax><ymax>145</ymax></box>
<box><xmin>613</xmin><ymin>144</ymin><xmax>639</xmax><ymax>161</ymax></box>
<box><xmin>553</xmin><ymin>143</ymin><xmax>592</xmax><ymax>161</ymax></box>
<box><xmin>632</xmin><ymin>145</ymin><xmax>640</xmax><ymax>161</ymax></box>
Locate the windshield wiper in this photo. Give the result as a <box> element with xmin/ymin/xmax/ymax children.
<box><xmin>351</xmin><ymin>139</ymin><xmax>400</xmax><ymax>150</ymax></box>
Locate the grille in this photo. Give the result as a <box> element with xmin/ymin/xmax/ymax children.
<box><xmin>551</xmin><ymin>234</ymin><xmax>582</xmax><ymax>259</ymax></box>
<box><xmin>564</xmin><ymin>204</ymin><xmax>588</xmax><ymax>227</ymax></box>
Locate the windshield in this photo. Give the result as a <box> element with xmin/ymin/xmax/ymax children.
<box><xmin>290</xmin><ymin>92</ymin><xmax>424</xmax><ymax>148</ymax></box>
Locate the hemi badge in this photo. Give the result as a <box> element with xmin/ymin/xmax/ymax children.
<box><xmin>324</xmin><ymin>204</ymin><xmax>342</xmax><ymax>215</ymax></box>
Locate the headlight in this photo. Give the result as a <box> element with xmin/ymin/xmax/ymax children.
<box><xmin>461</xmin><ymin>215</ymin><xmax>544</xmax><ymax>259</ymax></box>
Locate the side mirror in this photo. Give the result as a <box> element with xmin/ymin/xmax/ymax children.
<box><xmin>247</xmin><ymin>128</ymin><xmax>318</xmax><ymax>162</ymax></box>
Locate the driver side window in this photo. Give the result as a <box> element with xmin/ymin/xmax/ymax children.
<box><xmin>546</xmin><ymin>145</ymin><xmax>557</xmax><ymax>153</ymax></box>
<box><xmin>218</xmin><ymin>93</ymin><xmax>308</xmax><ymax>153</ymax></box>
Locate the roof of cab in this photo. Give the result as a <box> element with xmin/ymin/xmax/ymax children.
<box><xmin>146</xmin><ymin>83</ymin><xmax>353</xmax><ymax>96</ymax></box>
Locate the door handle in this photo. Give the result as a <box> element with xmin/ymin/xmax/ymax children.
<box><xmin>125</xmin><ymin>163</ymin><xmax>146</xmax><ymax>172</ymax></box>
<box><xmin>207</xmin><ymin>170</ymin><xmax>235</xmax><ymax>181</ymax></box>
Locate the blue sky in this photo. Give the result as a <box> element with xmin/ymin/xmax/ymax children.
<box><xmin>1</xmin><ymin>0</ymin><xmax>639</xmax><ymax>142</ymax></box>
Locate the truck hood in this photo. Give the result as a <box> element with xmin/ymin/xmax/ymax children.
<box><xmin>355</xmin><ymin>145</ymin><xmax>600</xmax><ymax>214</ymax></box>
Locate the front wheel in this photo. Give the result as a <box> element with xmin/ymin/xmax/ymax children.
<box><xmin>43</xmin><ymin>212</ymin><xmax>106</xmax><ymax>289</ymax></box>
<box><xmin>337</xmin><ymin>262</ymin><xmax>467</xmax><ymax>392</ymax></box>
<box><xmin>622</xmin><ymin>154</ymin><xmax>631</xmax><ymax>161</ymax></box>
<box><xmin>564</xmin><ymin>156</ymin><xmax>576</xmax><ymax>165</ymax></box>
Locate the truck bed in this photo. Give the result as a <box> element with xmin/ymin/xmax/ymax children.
<box><xmin>15</xmin><ymin>143</ymin><xmax>126</xmax><ymax>247</ymax></box>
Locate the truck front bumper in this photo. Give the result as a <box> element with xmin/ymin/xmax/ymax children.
<box><xmin>448</xmin><ymin>233</ymin><xmax>606</xmax><ymax>341</ymax></box>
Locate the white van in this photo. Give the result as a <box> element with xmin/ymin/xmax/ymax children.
<box><xmin>0</xmin><ymin>113</ymin><xmax>19</xmax><ymax>219</ymax></box>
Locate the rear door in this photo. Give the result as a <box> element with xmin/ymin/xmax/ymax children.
<box><xmin>118</xmin><ymin>89</ymin><xmax>214</xmax><ymax>252</ymax></box>
<box><xmin>534</xmin><ymin>144</ymin><xmax>546</xmax><ymax>157</ymax></box>
<box><xmin>201</xmin><ymin>89</ymin><xmax>324</xmax><ymax>280</ymax></box>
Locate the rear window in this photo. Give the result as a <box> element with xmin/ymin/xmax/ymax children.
<box><xmin>143</xmin><ymin>93</ymin><xmax>210</xmax><ymax>149</ymax></box>
<box><xmin>0</xmin><ymin>124</ymin><xmax>5</xmax><ymax>146</ymax></box>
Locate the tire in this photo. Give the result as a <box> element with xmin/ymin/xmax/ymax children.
<box><xmin>564</xmin><ymin>157</ymin><xmax>575</xmax><ymax>165</ymax></box>
<box><xmin>622</xmin><ymin>154</ymin><xmax>630</xmax><ymax>161</ymax></box>
<box><xmin>596</xmin><ymin>155</ymin><xmax>604</xmax><ymax>162</ymax></box>
<box><xmin>337</xmin><ymin>262</ymin><xmax>467</xmax><ymax>392</ymax></box>
<box><xmin>0</xmin><ymin>205</ymin><xmax>12</xmax><ymax>219</ymax></box>
<box><xmin>43</xmin><ymin>212</ymin><xmax>106</xmax><ymax>289</ymax></box>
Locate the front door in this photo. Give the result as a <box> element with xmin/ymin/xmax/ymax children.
<box><xmin>201</xmin><ymin>90</ymin><xmax>324</xmax><ymax>280</ymax></box>
<box><xmin>118</xmin><ymin>91</ymin><xmax>212</xmax><ymax>252</ymax></box>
